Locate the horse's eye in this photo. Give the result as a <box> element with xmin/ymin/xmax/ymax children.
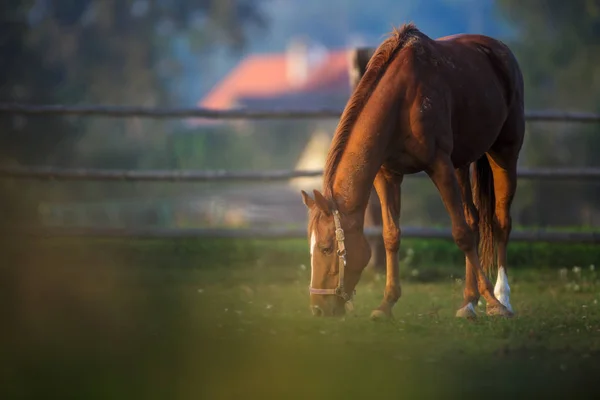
<box><xmin>321</xmin><ymin>246</ymin><xmax>333</xmax><ymax>255</ymax></box>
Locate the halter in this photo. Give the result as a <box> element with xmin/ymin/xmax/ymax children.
<box><xmin>308</xmin><ymin>209</ymin><xmax>356</xmax><ymax>303</ymax></box>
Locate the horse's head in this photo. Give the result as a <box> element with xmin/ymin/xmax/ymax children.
<box><xmin>301</xmin><ymin>189</ymin><xmax>371</xmax><ymax>317</ymax></box>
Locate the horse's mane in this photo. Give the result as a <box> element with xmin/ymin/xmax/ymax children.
<box><xmin>308</xmin><ymin>23</ymin><xmax>421</xmax><ymax>237</ymax></box>
<box><xmin>321</xmin><ymin>23</ymin><xmax>421</xmax><ymax>199</ymax></box>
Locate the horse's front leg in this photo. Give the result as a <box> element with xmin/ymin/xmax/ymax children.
<box><xmin>370</xmin><ymin>169</ymin><xmax>403</xmax><ymax>320</ymax></box>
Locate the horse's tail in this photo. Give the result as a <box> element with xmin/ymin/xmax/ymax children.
<box><xmin>473</xmin><ymin>155</ymin><xmax>496</xmax><ymax>278</ymax></box>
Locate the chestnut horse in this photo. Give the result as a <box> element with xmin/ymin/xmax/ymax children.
<box><xmin>301</xmin><ymin>23</ymin><xmax>524</xmax><ymax>319</ymax></box>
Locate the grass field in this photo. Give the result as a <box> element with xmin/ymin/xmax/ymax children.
<box><xmin>2</xmin><ymin>237</ymin><xmax>600</xmax><ymax>399</ymax></box>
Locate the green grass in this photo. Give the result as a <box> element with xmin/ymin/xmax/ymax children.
<box><xmin>1</xmin><ymin>237</ymin><xmax>600</xmax><ymax>399</ymax></box>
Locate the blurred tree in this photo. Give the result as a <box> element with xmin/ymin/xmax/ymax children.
<box><xmin>0</xmin><ymin>0</ymin><xmax>267</xmax><ymax>167</ymax></box>
<box><xmin>0</xmin><ymin>0</ymin><xmax>267</xmax><ymax>228</ymax></box>
<box><xmin>0</xmin><ymin>0</ymin><xmax>77</xmax><ymax>166</ymax></box>
<box><xmin>495</xmin><ymin>0</ymin><xmax>600</xmax><ymax>227</ymax></box>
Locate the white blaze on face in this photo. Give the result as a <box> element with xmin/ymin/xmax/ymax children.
<box><xmin>494</xmin><ymin>266</ymin><xmax>513</xmax><ymax>313</ymax></box>
<box><xmin>310</xmin><ymin>231</ymin><xmax>316</xmax><ymax>287</ymax></box>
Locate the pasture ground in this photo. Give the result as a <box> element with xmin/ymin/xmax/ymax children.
<box><xmin>2</xmin><ymin>237</ymin><xmax>600</xmax><ymax>399</ymax></box>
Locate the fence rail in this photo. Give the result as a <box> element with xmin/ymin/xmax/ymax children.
<box><xmin>9</xmin><ymin>225</ymin><xmax>600</xmax><ymax>243</ymax></box>
<box><xmin>2</xmin><ymin>165</ymin><xmax>600</xmax><ymax>182</ymax></box>
<box><xmin>2</xmin><ymin>103</ymin><xmax>600</xmax><ymax>122</ymax></box>
<box><xmin>2</xmin><ymin>101</ymin><xmax>600</xmax><ymax>244</ymax></box>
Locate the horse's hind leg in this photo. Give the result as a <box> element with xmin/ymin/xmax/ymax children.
<box><xmin>426</xmin><ymin>149</ymin><xmax>512</xmax><ymax>317</ymax></box>
<box><xmin>455</xmin><ymin>165</ymin><xmax>480</xmax><ymax>319</ymax></box>
<box><xmin>486</xmin><ymin>110</ymin><xmax>525</xmax><ymax>314</ymax></box>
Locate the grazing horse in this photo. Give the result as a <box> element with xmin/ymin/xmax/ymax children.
<box><xmin>301</xmin><ymin>23</ymin><xmax>524</xmax><ymax>319</ymax></box>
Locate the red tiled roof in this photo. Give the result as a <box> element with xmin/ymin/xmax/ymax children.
<box><xmin>198</xmin><ymin>49</ymin><xmax>351</xmax><ymax>110</ymax></box>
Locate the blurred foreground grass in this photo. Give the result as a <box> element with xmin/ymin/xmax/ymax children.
<box><xmin>1</xmin><ymin>237</ymin><xmax>600</xmax><ymax>399</ymax></box>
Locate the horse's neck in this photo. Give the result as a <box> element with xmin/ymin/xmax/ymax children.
<box><xmin>330</xmin><ymin>132</ymin><xmax>386</xmax><ymax>218</ymax></box>
<box><xmin>329</xmin><ymin>63</ymin><xmax>403</xmax><ymax>219</ymax></box>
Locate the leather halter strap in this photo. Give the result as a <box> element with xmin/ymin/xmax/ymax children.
<box><xmin>308</xmin><ymin>209</ymin><xmax>356</xmax><ymax>302</ymax></box>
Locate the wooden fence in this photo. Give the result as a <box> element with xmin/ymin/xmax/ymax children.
<box><xmin>1</xmin><ymin>102</ymin><xmax>600</xmax><ymax>122</ymax></box>
<box><xmin>14</xmin><ymin>225</ymin><xmax>600</xmax><ymax>243</ymax></box>
<box><xmin>1</xmin><ymin>101</ymin><xmax>600</xmax><ymax>243</ymax></box>
<box><xmin>2</xmin><ymin>165</ymin><xmax>600</xmax><ymax>182</ymax></box>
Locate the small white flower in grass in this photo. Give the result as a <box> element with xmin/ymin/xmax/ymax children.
<box><xmin>478</xmin><ymin>299</ymin><xmax>484</xmax><ymax>307</ymax></box>
<box><xmin>299</xmin><ymin>264</ymin><xmax>306</xmax><ymax>271</ymax></box>
<box><xmin>411</xmin><ymin>269</ymin><xmax>419</xmax><ymax>277</ymax></box>
<box><xmin>197</xmin><ymin>289</ymin><xmax>204</xmax><ymax>294</ymax></box>
<box><xmin>235</xmin><ymin>310</ymin><xmax>243</xmax><ymax>315</ymax></box>
<box><xmin>319</xmin><ymin>330</ymin><xmax>327</xmax><ymax>335</ymax></box>
<box><xmin>594</xmin><ymin>299</ymin><xmax>598</xmax><ymax>305</ymax></box>
<box><xmin>573</xmin><ymin>266</ymin><xmax>582</xmax><ymax>276</ymax></box>
<box><xmin>590</xmin><ymin>264</ymin><xmax>596</xmax><ymax>272</ymax></box>
<box><xmin>559</xmin><ymin>268</ymin><xmax>568</xmax><ymax>280</ymax></box>
<box><xmin>266</xmin><ymin>304</ymin><xmax>273</xmax><ymax>310</ymax></box>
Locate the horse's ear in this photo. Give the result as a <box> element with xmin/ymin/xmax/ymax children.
<box><xmin>301</xmin><ymin>190</ymin><xmax>315</xmax><ymax>209</ymax></box>
<box><xmin>313</xmin><ymin>190</ymin><xmax>331</xmax><ymax>216</ymax></box>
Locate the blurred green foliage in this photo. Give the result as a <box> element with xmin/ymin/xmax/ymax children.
<box><xmin>495</xmin><ymin>0</ymin><xmax>600</xmax><ymax>226</ymax></box>
<box><xmin>0</xmin><ymin>0</ymin><xmax>266</xmax><ymax>167</ymax></box>
<box><xmin>10</xmin><ymin>236</ymin><xmax>599</xmax><ymax>273</ymax></box>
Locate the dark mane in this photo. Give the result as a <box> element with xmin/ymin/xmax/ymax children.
<box><xmin>321</xmin><ymin>22</ymin><xmax>421</xmax><ymax>199</ymax></box>
<box><xmin>308</xmin><ymin>23</ymin><xmax>421</xmax><ymax>236</ymax></box>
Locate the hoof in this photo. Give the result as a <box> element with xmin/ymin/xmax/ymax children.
<box><xmin>455</xmin><ymin>303</ymin><xmax>477</xmax><ymax>319</ymax></box>
<box><xmin>486</xmin><ymin>303</ymin><xmax>514</xmax><ymax>318</ymax></box>
<box><xmin>370</xmin><ymin>309</ymin><xmax>391</xmax><ymax>321</ymax></box>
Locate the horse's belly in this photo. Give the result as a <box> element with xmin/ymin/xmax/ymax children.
<box><xmin>451</xmin><ymin>125</ymin><xmax>501</xmax><ymax>168</ymax></box>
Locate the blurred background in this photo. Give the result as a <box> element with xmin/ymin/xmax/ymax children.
<box><xmin>2</xmin><ymin>2</ymin><xmax>600</xmax><ymax>399</ymax></box>
<box><xmin>1</xmin><ymin>0</ymin><xmax>600</xmax><ymax>233</ymax></box>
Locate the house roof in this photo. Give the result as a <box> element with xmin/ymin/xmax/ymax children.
<box><xmin>189</xmin><ymin>48</ymin><xmax>352</xmax><ymax>126</ymax></box>
<box><xmin>200</xmin><ymin>49</ymin><xmax>350</xmax><ymax>109</ymax></box>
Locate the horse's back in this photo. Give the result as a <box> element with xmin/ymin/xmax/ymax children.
<box><xmin>436</xmin><ymin>33</ymin><xmax>523</xmax><ymax>102</ymax></box>
<box><xmin>415</xmin><ymin>32</ymin><xmax>523</xmax><ymax>167</ymax></box>
<box><xmin>442</xmin><ymin>34</ymin><xmax>524</xmax><ymax>167</ymax></box>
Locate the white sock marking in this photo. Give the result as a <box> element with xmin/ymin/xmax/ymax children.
<box><xmin>310</xmin><ymin>231</ymin><xmax>316</xmax><ymax>287</ymax></box>
<box><xmin>465</xmin><ymin>302</ymin><xmax>476</xmax><ymax>314</ymax></box>
<box><xmin>457</xmin><ymin>302</ymin><xmax>476</xmax><ymax>317</ymax></box>
<box><xmin>494</xmin><ymin>266</ymin><xmax>513</xmax><ymax>313</ymax></box>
